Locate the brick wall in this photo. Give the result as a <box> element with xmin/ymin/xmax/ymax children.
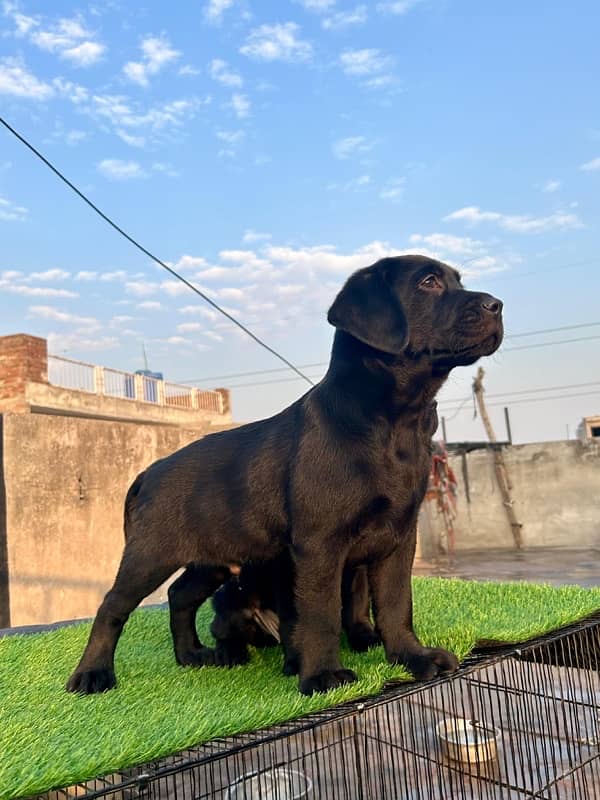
<box><xmin>0</xmin><ymin>334</ymin><xmax>48</xmax><ymax>413</ymax></box>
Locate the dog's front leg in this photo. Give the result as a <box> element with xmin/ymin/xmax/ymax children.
<box><xmin>292</xmin><ymin>544</ymin><xmax>358</xmax><ymax>695</ymax></box>
<box><xmin>369</xmin><ymin>533</ymin><xmax>459</xmax><ymax>680</ymax></box>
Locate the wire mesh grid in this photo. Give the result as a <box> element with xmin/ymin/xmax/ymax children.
<box><xmin>33</xmin><ymin>615</ymin><xmax>600</xmax><ymax>800</ymax></box>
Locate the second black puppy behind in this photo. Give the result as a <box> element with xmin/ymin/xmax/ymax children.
<box><xmin>210</xmin><ymin>559</ymin><xmax>380</xmax><ymax>674</ymax></box>
<box><xmin>67</xmin><ymin>254</ymin><xmax>503</xmax><ymax>696</ymax></box>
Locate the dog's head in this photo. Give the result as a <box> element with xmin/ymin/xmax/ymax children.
<box><xmin>327</xmin><ymin>255</ymin><xmax>503</xmax><ymax>369</ymax></box>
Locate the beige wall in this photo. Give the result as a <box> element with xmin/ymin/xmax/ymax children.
<box><xmin>0</xmin><ymin>413</ymin><xmax>236</xmax><ymax>627</ymax></box>
<box><xmin>25</xmin><ymin>381</ymin><xmax>231</xmax><ymax>428</ymax></box>
<box><xmin>419</xmin><ymin>439</ymin><xmax>600</xmax><ymax>556</ymax></box>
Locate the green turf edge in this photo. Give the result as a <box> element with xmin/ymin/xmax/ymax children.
<box><xmin>1</xmin><ymin>577</ymin><xmax>600</xmax><ymax>799</ymax></box>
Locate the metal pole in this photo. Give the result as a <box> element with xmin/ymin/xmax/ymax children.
<box><xmin>441</xmin><ymin>416</ymin><xmax>447</xmax><ymax>443</ymax></box>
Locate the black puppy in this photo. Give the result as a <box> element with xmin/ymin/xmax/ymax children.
<box><xmin>209</xmin><ymin>560</ymin><xmax>380</xmax><ymax>672</ymax></box>
<box><xmin>67</xmin><ymin>255</ymin><xmax>503</xmax><ymax>695</ymax></box>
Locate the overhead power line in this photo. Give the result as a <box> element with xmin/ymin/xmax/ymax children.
<box><xmin>183</xmin><ymin>321</ymin><xmax>600</xmax><ymax>385</ymax></box>
<box><xmin>438</xmin><ymin>380</ymin><xmax>600</xmax><ymax>413</ymax></box>
<box><xmin>0</xmin><ymin>115</ymin><xmax>315</xmax><ymax>387</ymax></box>
<box><xmin>444</xmin><ymin>389</ymin><xmax>600</xmax><ymax>414</ymax></box>
<box><xmin>504</xmin><ymin>334</ymin><xmax>600</xmax><ymax>352</ymax></box>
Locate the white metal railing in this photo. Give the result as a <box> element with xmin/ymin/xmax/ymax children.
<box><xmin>47</xmin><ymin>355</ymin><xmax>224</xmax><ymax>414</ymax></box>
<box><xmin>47</xmin><ymin>355</ymin><xmax>96</xmax><ymax>393</ymax></box>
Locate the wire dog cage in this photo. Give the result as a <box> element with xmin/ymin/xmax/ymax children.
<box><xmin>37</xmin><ymin>614</ymin><xmax>600</xmax><ymax>800</ymax></box>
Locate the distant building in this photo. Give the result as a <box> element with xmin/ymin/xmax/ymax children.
<box><xmin>0</xmin><ymin>334</ymin><xmax>235</xmax><ymax>628</ymax></box>
<box><xmin>577</xmin><ymin>415</ymin><xmax>600</xmax><ymax>441</ymax></box>
<box><xmin>0</xmin><ymin>333</ymin><xmax>230</xmax><ymax>425</ymax></box>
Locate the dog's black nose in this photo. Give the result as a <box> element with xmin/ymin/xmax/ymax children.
<box><xmin>481</xmin><ymin>295</ymin><xmax>503</xmax><ymax>316</ymax></box>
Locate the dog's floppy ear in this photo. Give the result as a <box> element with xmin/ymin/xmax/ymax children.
<box><xmin>327</xmin><ymin>268</ymin><xmax>409</xmax><ymax>354</ymax></box>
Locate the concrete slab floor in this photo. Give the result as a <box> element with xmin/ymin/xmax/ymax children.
<box><xmin>414</xmin><ymin>546</ymin><xmax>600</xmax><ymax>588</ymax></box>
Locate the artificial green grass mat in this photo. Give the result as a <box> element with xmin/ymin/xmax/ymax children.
<box><xmin>2</xmin><ymin>578</ymin><xmax>600</xmax><ymax>799</ymax></box>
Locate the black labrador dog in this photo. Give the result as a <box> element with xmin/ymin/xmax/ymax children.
<box><xmin>67</xmin><ymin>255</ymin><xmax>503</xmax><ymax>695</ymax></box>
<box><xmin>209</xmin><ymin>560</ymin><xmax>379</xmax><ymax>672</ymax></box>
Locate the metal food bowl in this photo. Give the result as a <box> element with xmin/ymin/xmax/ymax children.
<box><xmin>436</xmin><ymin>717</ymin><xmax>500</xmax><ymax>764</ymax></box>
<box><xmin>225</xmin><ymin>767</ymin><xmax>312</xmax><ymax>799</ymax></box>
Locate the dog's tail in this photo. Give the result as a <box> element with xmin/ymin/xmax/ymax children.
<box><xmin>123</xmin><ymin>470</ymin><xmax>146</xmax><ymax>540</ymax></box>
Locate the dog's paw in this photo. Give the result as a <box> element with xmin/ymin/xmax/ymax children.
<box><xmin>347</xmin><ymin>624</ymin><xmax>381</xmax><ymax>653</ymax></box>
<box><xmin>299</xmin><ymin>668</ymin><xmax>358</xmax><ymax>695</ymax></box>
<box><xmin>389</xmin><ymin>647</ymin><xmax>459</xmax><ymax>681</ymax></box>
<box><xmin>214</xmin><ymin>642</ymin><xmax>250</xmax><ymax>667</ymax></box>
<box><xmin>175</xmin><ymin>646</ymin><xmax>218</xmax><ymax>668</ymax></box>
<box><xmin>66</xmin><ymin>667</ymin><xmax>116</xmax><ymax>694</ymax></box>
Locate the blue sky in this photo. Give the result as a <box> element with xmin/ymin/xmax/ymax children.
<box><xmin>1</xmin><ymin>0</ymin><xmax>599</xmax><ymax>442</ymax></box>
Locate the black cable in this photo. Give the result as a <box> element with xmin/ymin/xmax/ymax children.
<box><xmin>438</xmin><ymin>380</ymin><xmax>600</xmax><ymax>412</ymax></box>
<box><xmin>0</xmin><ymin>116</ymin><xmax>315</xmax><ymax>387</ymax></box>
<box><xmin>443</xmin><ymin>389</ymin><xmax>600</xmax><ymax>413</ymax></box>
<box><xmin>183</xmin><ymin>322</ymin><xmax>600</xmax><ymax>384</ymax></box>
<box><xmin>504</xmin><ymin>334</ymin><xmax>600</xmax><ymax>352</ymax></box>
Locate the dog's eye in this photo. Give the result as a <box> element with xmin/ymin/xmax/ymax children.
<box><xmin>419</xmin><ymin>274</ymin><xmax>443</xmax><ymax>291</ymax></box>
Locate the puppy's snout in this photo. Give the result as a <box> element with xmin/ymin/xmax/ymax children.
<box><xmin>481</xmin><ymin>295</ymin><xmax>503</xmax><ymax>317</ymax></box>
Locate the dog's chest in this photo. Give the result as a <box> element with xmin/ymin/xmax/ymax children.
<box><xmin>350</xmin><ymin>427</ymin><xmax>432</xmax><ymax>540</ymax></box>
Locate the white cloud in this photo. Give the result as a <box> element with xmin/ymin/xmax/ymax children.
<box><xmin>216</xmin><ymin>128</ymin><xmax>245</xmax><ymax>157</ymax></box>
<box><xmin>243</xmin><ymin>229</ymin><xmax>272</xmax><ymax>243</ymax></box>
<box><xmin>178</xmin><ymin>64</ymin><xmax>201</xmax><ymax>76</ymax></box>
<box><xmin>332</xmin><ymin>135</ymin><xmax>372</xmax><ymax>160</ymax></box>
<box><xmin>62</xmin><ymin>41</ymin><xmax>104</xmax><ymax>66</ymax></box>
<box><xmin>230</xmin><ymin>92</ymin><xmax>250</xmax><ymax>118</ymax></box>
<box><xmin>52</xmin><ymin>77</ymin><xmax>88</xmax><ymax>103</ymax></box>
<box><xmin>29</xmin><ymin>16</ymin><xmax>105</xmax><ymax>66</ymax></box>
<box><xmin>444</xmin><ymin>205</ymin><xmax>582</xmax><ymax>233</ymax></box>
<box><xmin>75</xmin><ymin>271</ymin><xmax>97</xmax><ymax>280</ymax></box>
<box><xmin>28</xmin><ymin>305</ymin><xmax>99</xmax><ymax>328</ymax></box>
<box><xmin>137</xmin><ymin>300</ymin><xmax>162</xmax><ymax>310</ymax></box>
<box><xmin>240</xmin><ymin>23</ymin><xmax>313</xmax><ymax>63</ymax></box>
<box><xmin>152</xmin><ymin>162</ymin><xmax>180</xmax><ymax>177</ymax></box>
<box><xmin>327</xmin><ymin>174</ymin><xmax>371</xmax><ymax>191</ymax></box>
<box><xmin>97</xmin><ymin>159</ymin><xmax>146</xmax><ymax>180</ymax></box>
<box><xmin>209</xmin><ymin>59</ymin><xmax>243</xmax><ymax>87</ymax></box>
<box><xmin>203</xmin><ymin>330</ymin><xmax>224</xmax><ymax>342</ymax></box>
<box><xmin>339</xmin><ymin>48</ymin><xmax>391</xmax><ymax>76</ymax></box>
<box><xmin>126</xmin><ymin>280</ymin><xmax>158</xmax><ymax>296</ymax></box>
<box><xmin>580</xmin><ymin>157</ymin><xmax>600</xmax><ymax>172</ymax></box>
<box><xmin>0</xmin><ymin>285</ymin><xmax>78</xmax><ymax>297</ymax></box>
<box><xmin>379</xmin><ymin>176</ymin><xmax>406</xmax><ymax>202</ymax></box>
<box><xmin>123</xmin><ymin>34</ymin><xmax>180</xmax><ymax>87</ymax></box>
<box><xmin>204</xmin><ymin>0</ymin><xmax>234</xmax><ymax>23</ymax></box>
<box><xmin>1</xmin><ymin>270</ymin><xmax>22</xmax><ymax>280</ymax></box>
<box><xmin>298</xmin><ymin>0</ymin><xmax>336</xmax><ymax>10</ymax></box>
<box><xmin>100</xmin><ymin>270</ymin><xmax>128</xmax><ymax>281</ymax></box>
<box><xmin>86</xmin><ymin>93</ymin><xmax>206</xmax><ymax>146</ymax></box>
<box><xmin>0</xmin><ymin>57</ymin><xmax>54</xmax><ymax>100</ymax></box>
<box><xmin>11</xmin><ymin>12</ymin><xmax>38</xmax><ymax>36</ymax></box>
<box><xmin>216</xmin><ymin>129</ymin><xmax>245</xmax><ymax>144</ymax></box>
<box><xmin>542</xmin><ymin>179</ymin><xmax>561</xmax><ymax>193</ymax></box>
<box><xmin>47</xmin><ymin>332</ymin><xmax>118</xmax><ymax>352</ymax></box>
<box><xmin>323</xmin><ymin>6</ymin><xmax>367</xmax><ymax>30</ymax></box>
<box><xmin>30</xmin><ymin>269</ymin><xmax>70</xmax><ymax>281</ymax></box>
<box><xmin>65</xmin><ymin>129</ymin><xmax>87</xmax><ymax>146</ymax></box>
<box><xmin>177</xmin><ymin>321</ymin><xmax>202</xmax><ymax>333</ymax></box>
<box><xmin>166</xmin><ymin>335</ymin><xmax>190</xmax><ymax>345</ymax></box>
<box><xmin>409</xmin><ymin>233</ymin><xmax>484</xmax><ymax>256</ymax></box>
<box><xmin>161</xmin><ymin>279</ymin><xmax>191</xmax><ymax>297</ymax></box>
<box><xmin>0</xmin><ymin>195</ymin><xmax>28</xmax><ymax>222</ymax></box>
<box><xmin>377</xmin><ymin>0</ymin><xmax>423</xmax><ymax>13</ymax></box>
<box><xmin>172</xmin><ymin>254</ymin><xmax>209</xmax><ymax>271</ymax></box>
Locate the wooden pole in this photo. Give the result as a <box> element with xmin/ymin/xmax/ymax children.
<box><xmin>504</xmin><ymin>406</ymin><xmax>512</xmax><ymax>445</ymax></box>
<box><xmin>472</xmin><ymin>368</ymin><xmax>523</xmax><ymax>548</ymax></box>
